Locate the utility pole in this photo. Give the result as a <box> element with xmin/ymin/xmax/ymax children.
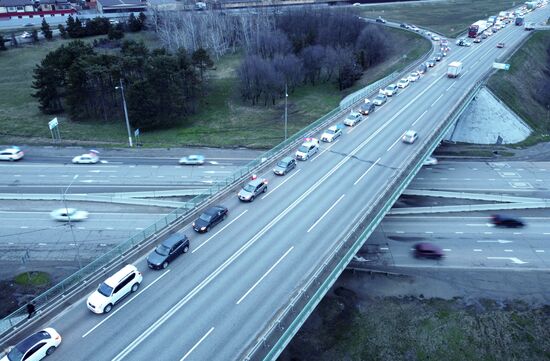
<box><xmin>284</xmin><ymin>83</ymin><xmax>288</xmax><ymax>140</ymax></box>
<box><xmin>62</xmin><ymin>175</ymin><xmax>81</xmax><ymax>269</ymax></box>
<box><xmin>116</xmin><ymin>79</ymin><xmax>133</xmax><ymax>147</ymax></box>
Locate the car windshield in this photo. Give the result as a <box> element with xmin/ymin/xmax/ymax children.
<box><xmin>7</xmin><ymin>345</ymin><xmax>24</xmax><ymax>361</ymax></box>
<box><xmin>325</xmin><ymin>129</ymin><xmax>336</xmax><ymax>135</ymax></box>
<box><xmin>242</xmin><ymin>183</ymin><xmax>256</xmax><ymax>192</ymax></box>
<box><xmin>298</xmin><ymin>145</ymin><xmax>308</xmax><ymax>152</ymax></box>
<box><xmin>375</xmin><ymin>95</ymin><xmax>384</xmax><ymax>100</ymax></box>
<box><xmin>277</xmin><ymin>160</ymin><xmax>289</xmax><ymax>167</ymax></box>
<box><xmin>155</xmin><ymin>244</ymin><xmax>171</xmax><ymax>256</ymax></box>
<box><xmin>199</xmin><ymin>213</ymin><xmax>212</xmax><ymax>222</ymax></box>
<box><xmin>98</xmin><ymin>282</ymin><xmax>113</xmax><ymax>297</ymax></box>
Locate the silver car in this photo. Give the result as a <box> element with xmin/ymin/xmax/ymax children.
<box><xmin>238</xmin><ymin>177</ymin><xmax>268</xmax><ymax>201</ymax></box>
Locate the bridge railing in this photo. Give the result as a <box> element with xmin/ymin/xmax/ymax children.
<box><xmin>243</xmin><ymin>78</ymin><xmax>486</xmax><ymax>361</ymax></box>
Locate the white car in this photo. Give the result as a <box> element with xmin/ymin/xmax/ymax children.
<box><xmin>87</xmin><ymin>264</ymin><xmax>142</xmax><ymax>314</ymax></box>
<box><xmin>321</xmin><ymin>126</ymin><xmax>342</xmax><ymax>142</ymax></box>
<box><xmin>408</xmin><ymin>72</ymin><xmax>420</xmax><ymax>82</ymax></box>
<box><xmin>50</xmin><ymin>208</ymin><xmax>88</xmax><ymax>222</ymax></box>
<box><xmin>343</xmin><ymin>111</ymin><xmax>364</xmax><ymax>126</ymax></box>
<box><xmin>179</xmin><ymin>154</ymin><xmax>205</xmax><ymax>165</ymax></box>
<box><xmin>0</xmin><ymin>146</ymin><xmax>24</xmax><ymax>161</ymax></box>
<box><xmin>21</xmin><ymin>31</ymin><xmax>32</xmax><ymax>38</ymax></box>
<box><xmin>72</xmin><ymin>153</ymin><xmax>99</xmax><ymax>164</ymax></box>
<box><xmin>1</xmin><ymin>327</ymin><xmax>62</xmax><ymax>361</ymax></box>
<box><xmin>402</xmin><ymin>130</ymin><xmax>418</xmax><ymax>144</ymax></box>
<box><xmin>381</xmin><ymin>84</ymin><xmax>398</xmax><ymax>96</ymax></box>
<box><xmin>397</xmin><ymin>78</ymin><xmax>410</xmax><ymax>88</ymax></box>
<box><xmin>431</xmin><ymin>35</ymin><xmax>440</xmax><ymax>41</ymax></box>
<box><xmin>423</xmin><ymin>156</ymin><xmax>438</xmax><ymax>166</ymax></box>
<box><xmin>373</xmin><ymin>93</ymin><xmax>387</xmax><ymax>106</ymax></box>
<box><xmin>295</xmin><ymin>138</ymin><xmax>319</xmax><ymax>160</ymax></box>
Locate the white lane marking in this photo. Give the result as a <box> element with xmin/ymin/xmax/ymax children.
<box><xmin>483</xmin><ymin>232</ymin><xmax>493</xmax><ymax>235</ymax></box>
<box><xmin>513</xmin><ymin>232</ymin><xmax>522</xmax><ymax>235</ymax></box>
<box><xmin>466</xmin><ymin>224</ymin><xmax>487</xmax><ymax>227</ymax></box>
<box><xmin>455</xmin><ymin>231</ymin><xmax>463</xmax><ymax>234</ymax></box>
<box><xmin>443</xmin><ymin>248</ymin><xmax>452</xmax><ymax>252</ymax></box>
<box><xmin>236</xmin><ymin>246</ymin><xmax>294</xmax><ymax>305</ymax></box>
<box><xmin>477</xmin><ymin>240</ymin><xmax>512</xmax><ymax>244</ymax></box>
<box><xmin>504</xmin><ymin>249</ymin><xmax>513</xmax><ymax>252</ymax></box>
<box><xmin>179</xmin><ymin>327</ymin><xmax>215</xmax><ymax>361</ymax></box>
<box><xmin>395</xmin><ymin>231</ymin><xmax>405</xmax><ymax>234</ymax></box>
<box><xmin>535</xmin><ymin>250</ymin><xmax>544</xmax><ymax>253</ymax></box>
<box><xmin>135</xmin><ymin>227</ymin><xmax>144</xmax><ymax>230</ymax></box>
<box><xmin>261</xmin><ymin>169</ymin><xmax>301</xmax><ymax>199</ymax></box>
<box><xmin>544</xmin><ymin>232</ymin><xmax>550</xmax><ymax>235</ymax></box>
<box><xmin>431</xmin><ymin>93</ymin><xmax>444</xmax><ymax>106</ymax></box>
<box><xmin>386</xmin><ymin>135</ymin><xmax>403</xmax><ymax>152</ymax></box>
<box><xmin>307</xmin><ymin>194</ymin><xmax>345</xmax><ymax>233</ymax></box>
<box><xmin>38</xmin><ymin>243</ymin><xmax>47</xmax><ymax>246</ymax></box>
<box><xmin>347</xmin><ymin>124</ymin><xmax>360</xmax><ymax>134</ymax></box>
<box><xmin>487</xmin><ymin>257</ymin><xmax>528</xmax><ymax>265</ymax></box>
<box><xmin>411</xmin><ymin>110</ymin><xmax>427</xmax><ymax>126</ymax></box>
<box><xmin>82</xmin><ymin>270</ymin><xmax>171</xmax><ymax>338</ymax></box>
<box><xmin>354</xmin><ymin>158</ymin><xmax>380</xmax><ymax>186</ymax></box>
<box><xmin>425</xmin><ymin>231</ymin><xmax>434</xmax><ymax>234</ymax></box>
<box><xmin>446</xmin><ymin>82</ymin><xmax>455</xmax><ymax>91</ymax></box>
<box><xmin>192</xmin><ymin>210</ymin><xmax>248</xmax><ymax>253</ymax></box>
<box><xmin>473</xmin><ymin>249</ymin><xmax>483</xmax><ymax>252</ymax></box>
<box><xmin>20</xmin><ymin>226</ymin><xmax>28</xmax><ymax>229</ymax></box>
<box><xmin>311</xmin><ymin>140</ymin><xmax>339</xmax><ymax>163</ymax></box>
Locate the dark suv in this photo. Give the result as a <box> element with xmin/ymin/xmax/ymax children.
<box><xmin>193</xmin><ymin>205</ymin><xmax>228</xmax><ymax>233</ymax></box>
<box><xmin>238</xmin><ymin>177</ymin><xmax>268</xmax><ymax>201</ymax></box>
<box><xmin>491</xmin><ymin>214</ymin><xmax>525</xmax><ymax>228</ymax></box>
<box><xmin>358</xmin><ymin>101</ymin><xmax>375</xmax><ymax>116</ymax></box>
<box><xmin>147</xmin><ymin>233</ymin><xmax>190</xmax><ymax>269</ymax></box>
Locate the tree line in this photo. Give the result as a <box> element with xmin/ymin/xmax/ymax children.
<box><xmin>32</xmin><ymin>40</ymin><xmax>213</xmax><ymax>130</ymax></box>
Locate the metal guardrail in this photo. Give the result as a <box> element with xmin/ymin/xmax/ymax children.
<box><xmin>242</xmin><ymin>74</ymin><xmax>488</xmax><ymax>361</ymax></box>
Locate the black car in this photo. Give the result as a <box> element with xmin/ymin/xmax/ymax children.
<box><xmin>147</xmin><ymin>233</ymin><xmax>190</xmax><ymax>269</ymax></box>
<box><xmin>491</xmin><ymin>215</ymin><xmax>525</xmax><ymax>228</ymax></box>
<box><xmin>193</xmin><ymin>205</ymin><xmax>228</xmax><ymax>232</ymax></box>
<box><xmin>358</xmin><ymin>101</ymin><xmax>376</xmax><ymax>116</ymax></box>
<box><xmin>434</xmin><ymin>53</ymin><xmax>443</xmax><ymax>61</ymax></box>
<box><xmin>413</xmin><ymin>243</ymin><xmax>444</xmax><ymax>259</ymax></box>
<box><xmin>400</xmin><ymin>23</ymin><xmax>408</xmax><ymax>28</ymax></box>
<box><xmin>426</xmin><ymin>59</ymin><xmax>436</xmax><ymax>67</ymax></box>
<box><xmin>375</xmin><ymin>17</ymin><xmax>386</xmax><ymax>23</ymax></box>
<box><xmin>273</xmin><ymin>156</ymin><xmax>297</xmax><ymax>175</ymax></box>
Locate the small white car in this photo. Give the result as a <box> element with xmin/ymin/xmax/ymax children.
<box><xmin>373</xmin><ymin>93</ymin><xmax>387</xmax><ymax>106</ymax></box>
<box><xmin>408</xmin><ymin>72</ymin><xmax>420</xmax><ymax>82</ymax></box>
<box><xmin>21</xmin><ymin>31</ymin><xmax>32</xmax><ymax>38</ymax></box>
<box><xmin>423</xmin><ymin>156</ymin><xmax>438</xmax><ymax>166</ymax></box>
<box><xmin>343</xmin><ymin>112</ymin><xmax>364</xmax><ymax>126</ymax></box>
<box><xmin>397</xmin><ymin>78</ymin><xmax>410</xmax><ymax>88</ymax></box>
<box><xmin>0</xmin><ymin>146</ymin><xmax>24</xmax><ymax>161</ymax></box>
<box><xmin>179</xmin><ymin>154</ymin><xmax>205</xmax><ymax>165</ymax></box>
<box><xmin>1</xmin><ymin>327</ymin><xmax>62</xmax><ymax>361</ymax></box>
<box><xmin>321</xmin><ymin>126</ymin><xmax>342</xmax><ymax>142</ymax></box>
<box><xmin>50</xmin><ymin>208</ymin><xmax>88</xmax><ymax>222</ymax></box>
<box><xmin>87</xmin><ymin>264</ymin><xmax>142</xmax><ymax>314</ymax></box>
<box><xmin>431</xmin><ymin>35</ymin><xmax>440</xmax><ymax>41</ymax></box>
<box><xmin>381</xmin><ymin>84</ymin><xmax>398</xmax><ymax>96</ymax></box>
<box><xmin>402</xmin><ymin>130</ymin><xmax>418</xmax><ymax>144</ymax></box>
<box><xmin>295</xmin><ymin>138</ymin><xmax>319</xmax><ymax>160</ymax></box>
<box><xmin>72</xmin><ymin>153</ymin><xmax>99</xmax><ymax>164</ymax></box>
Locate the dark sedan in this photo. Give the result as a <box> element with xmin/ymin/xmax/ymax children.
<box><xmin>413</xmin><ymin>243</ymin><xmax>444</xmax><ymax>259</ymax></box>
<box><xmin>193</xmin><ymin>205</ymin><xmax>228</xmax><ymax>232</ymax></box>
<box><xmin>147</xmin><ymin>233</ymin><xmax>190</xmax><ymax>269</ymax></box>
<box><xmin>491</xmin><ymin>214</ymin><xmax>525</xmax><ymax>228</ymax></box>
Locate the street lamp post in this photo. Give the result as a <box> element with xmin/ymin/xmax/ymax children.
<box><xmin>62</xmin><ymin>175</ymin><xmax>81</xmax><ymax>269</ymax></box>
<box><xmin>115</xmin><ymin>79</ymin><xmax>133</xmax><ymax>148</ymax></box>
<box><xmin>284</xmin><ymin>83</ymin><xmax>288</xmax><ymax>140</ymax></box>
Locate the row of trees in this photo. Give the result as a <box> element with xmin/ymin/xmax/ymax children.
<box><xmin>32</xmin><ymin>40</ymin><xmax>214</xmax><ymax>130</ymax></box>
<box><xmin>59</xmin><ymin>13</ymin><xmax>146</xmax><ymax>39</ymax></box>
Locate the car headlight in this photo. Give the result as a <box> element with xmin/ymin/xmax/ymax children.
<box><xmin>201</xmin><ymin>227</ymin><xmax>206</xmax><ymax>231</ymax></box>
<box><xmin>192</xmin><ymin>222</ymin><xmax>195</xmax><ymax>227</ymax></box>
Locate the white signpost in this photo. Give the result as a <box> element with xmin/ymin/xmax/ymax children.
<box><xmin>48</xmin><ymin>117</ymin><xmax>61</xmax><ymax>141</ymax></box>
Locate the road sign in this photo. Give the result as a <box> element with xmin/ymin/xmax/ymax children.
<box><xmin>48</xmin><ymin>117</ymin><xmax>58</xmax><ymax>130</ymax></box>
<box><xmin>493</xmin><ymin>62</ymin><xmax>510</xmax><ymax>70</ymax></box>
<box><xmin>134</xmin><ymin>128</ymin><xmax>140</xmax><ymax>137</ymax></box>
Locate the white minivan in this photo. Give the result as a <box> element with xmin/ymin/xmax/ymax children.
<box><xmin>87</xmin><ymin>264</ymin><xmax>142</xmax><ymax>314</ymax></box>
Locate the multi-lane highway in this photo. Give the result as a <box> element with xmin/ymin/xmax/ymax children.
<box><xmin>5</xmin><ymin>4</ymin><xmax>550</xmax><ymax>361</ymax></box>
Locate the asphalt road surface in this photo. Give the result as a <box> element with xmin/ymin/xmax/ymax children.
<box><xmin>12</xmin><ymin>5</ymin><xmax>550</xmax><ymax>361</ymax></box>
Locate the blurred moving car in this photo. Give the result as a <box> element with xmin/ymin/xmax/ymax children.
<box><xmin>50</xmin><ymin>208</ymin><xmax>88</xmax><ymax>222</ymax></box>
<box><xmin>1</xmin><ymin>327</ymin><xmax>62</xmax><ymax>361</ymax></box>
<box><xmin>0</xmin><ymin>146</ymin><xmax>24</xmax><ymax>161</ymax></box>
<box><xmin>179</xmin><ymin>154</ymin><xmax>205</xmax><ymax>165</ymax></box>
<box><xmin>375</xmin><ymin>16</ymin><xmax>386</xmax><ymax>23</ymax></box>
<box><xmin>497</xmin><ymin>42</ymin><xmax>505</xmax><ymax>48</ymax></box>
<box><xmin>193</xmin><ymin>205</ymin><xmax>228</xmax><ymax>232</ymax></box>
<box><xmin>21</xmin><ymin>31</ymin><xmax>32</xmax><ymax>38</ymax></box>
<box><xmin>408</xmin><ymin>71</ymin><xmax>420</xmax><ymax>82</ymax></box>
<box><xmin>373</xmin><ymin>93</ymin><xmax>387</xmax><ymax>106</ymax></box>
<box><xmin>321</xmin><ymin>125</ymin><xmax>343</xmax><ymax>142</ymax></box>
<box><xmin>72</xmin><ymin>152</ymin><xmax>99</xmax><ymax>164</ymax></box>
<box><xmin>413</xmin><ymin>243</ymin><xmax>444</xmax><ymax>259</ymax></box>
<box><xmin>422</xmin><ymin>156</ymin><xmax>438</xmax><ymax>166</ymax></box>
<box><xmin>397</xmin><ymin>78</ymin><xmax>410</xmax><ymax>88</ymax></box>
<box><xmin>273</xmin><ymin>156</ymin><xmax>297</xmax><ymax>175</ymax></box>
<box><xmin>491</xmin><ymin>214</ymin><xmax>525</xmax><ymax>228</ymax></box>
<box><xmin>147</xmin><ymin>233</ymin><xmax>190</xmax><ymax>269</ymax></box>
<box><xmin>381</xmin><ymin>84</ymin><xmax>398</xmax><ymax>96</ymax></box>
<box><xmin>473</xmin><ymin>37</ymin><xmax>482</xmax><ymax>43</ymax></box>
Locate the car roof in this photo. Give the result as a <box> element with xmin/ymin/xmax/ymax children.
<box><xmin>280</xmin><ymin>156</ymin><xmax>294</xmax><ymax>162</ymax></box>
<box><xmin>15</xmin><ymin>330</ymin><xmax>52</xmax><ymax>352</ymax></box>
<box><xmin>161</xmin><ymin>233</ymin><xmax>187</xmax><ymax>248</ymax></box>
<box><xmin>246</xmin><ymin>178</ymin><xmax>265</xmax><ymax>187</ymax></box>
<box><xmin>405</xmin><ymin>130</ymin><xmax>417</xmax><ymax>136</ymax></box>
<box><xmin>104</xmin><ymin>264</ymin><xmax>138</xmax><ymax>287</ymax></box>
<box><xmin>204</xmin><ymin>205</ymin><xmax>226</xmax><ymax>215</ymax></box>
<box><xmin>326</xmin><ymin>125</ymin><xmax>339</xmax><ymax>131</ymax></box>
<box><xmin>415</xmin><ymin>242</ymin><xmax>442</xmax><ymax>252</ymax></box>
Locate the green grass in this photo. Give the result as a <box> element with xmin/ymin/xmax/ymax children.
<box><xmin>14</xmin><ymin>271</ymin><xmax>51</xmax><ymax>286</ymax></box>
<box><xmin>359</xmin><ymin>0</ymin><xmax>519</xmax><ymax>37</ymax></box>
<box><xmin>0</xmin><ymin>28</ymin><xmax>429</xmax><ymax>148</ymax></box>
<box><xmin>487</xmin><ymin>31</ymin><xmax>550</xmax><ymax>145</ymax></box>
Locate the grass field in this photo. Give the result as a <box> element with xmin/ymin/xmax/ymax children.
<box><xmin>487</xmin><ymin>31</ymin><xmax>550</xmax><ymax>146</ymax></box>
<box><xmin>0</xmin><ymin>27</ymin><xmax>430</xmax><ymax>148</ymax></box>
<box><xmin>359</xmin><ymin>0</ymin><xmax>519</xmax><ymax>38</ymax></box>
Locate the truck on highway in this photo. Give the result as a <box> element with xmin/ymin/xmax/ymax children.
<box><xmin>515</xmin><ymin>16</ymin><xmax>524</xmax><ymax>26</ymax></box>
<box><xmin>524</xmin><ymin>21</ymin><xmax>536</xmax><ymax>30</ymax></box>
<box><xmin>447</xmin><ymin>61</ymin><xmax>463</xmax><ymax>78</ymax></box>
<box><xmin>468</xmin><ymin>20</ymin><xmax>488</xmax><ymax>37</ymax></box>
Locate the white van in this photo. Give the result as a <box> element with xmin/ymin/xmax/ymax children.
<box><xmin>87</xmin><ymin>264</ymin><xmax>142</xmax><ymax>314</ymax></box>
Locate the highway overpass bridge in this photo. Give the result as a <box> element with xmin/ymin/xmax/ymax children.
<box><xmin>2</xmin><ymin>5</ymin><xmax>549</xmax><ymax>361</ymax></box>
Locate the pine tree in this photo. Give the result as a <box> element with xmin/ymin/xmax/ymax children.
<box><xmin>41</xmin><ymin>18</ymin><xmax>53</xmax><ymax>40</ymax></box>
<box><xmin>10</xmin><ymin>33</ymin><xmax>18</xmax><ymax>48</ymax></box>
<box><xmin>0</xmin><ymin>35</ymin><xmax>7</xmax><ymax>51</ymax></box>
<box><xmin>58</xmin><ymin>24</ymin><xmax>67</xmax><ymax>39</ymax></box>
<box><xmin>191</xmin><ymin>48</ymin><xmax>214</xmax><ymax>81</ymax></box>
<box><xmin>31</xmin><ymin>29</ymin><xmax>39</xmax><ymax>43</ymax></box>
